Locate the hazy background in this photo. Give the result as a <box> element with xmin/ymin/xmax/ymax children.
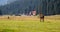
<box><xmin>0</xmin><ymin>0</ymin><xmax>16</xmax><ymax>5</ymax></box>
<box><xmin>0</xmin><ymin>0</ymin><xmax>60</xmax><ymax>16</ymax></box>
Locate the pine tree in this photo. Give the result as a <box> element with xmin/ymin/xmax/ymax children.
<box><xmin>0</xmin><ymin>9</ymin><xmax>2</xmax><ymax>15</ymax></box>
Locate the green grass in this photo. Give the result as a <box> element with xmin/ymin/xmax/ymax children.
<box><xmin>0</xmin><ymin>20</ymin><xmax>60</xmax><ymax>32</ymax></box>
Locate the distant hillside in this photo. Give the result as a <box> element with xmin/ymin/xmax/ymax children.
<box><xmin>0</xmin><ymin>0</ymin><xmax>60</xmax><ymax>16</ymax></box>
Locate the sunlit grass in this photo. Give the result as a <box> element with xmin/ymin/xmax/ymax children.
<box><xmin>0</xmin><ymin>16</ymin><xmax>60</xmax><ymax>32</ymax></box>
<box><xmin>0</xmin><ymin>20</ymin><xmax>60</xmax><ymax>32</ymax></box>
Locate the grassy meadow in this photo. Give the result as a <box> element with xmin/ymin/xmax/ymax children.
<box><xmin>0</xmin><ymin>15</ymin><xmax>60</xmax><ymax>32</ymax></box>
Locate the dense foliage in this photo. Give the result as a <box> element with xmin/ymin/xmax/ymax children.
<box><xmin>0</xmin><ymin>0</ymin><xmax>60</xmax><ymax>15</ymax></box>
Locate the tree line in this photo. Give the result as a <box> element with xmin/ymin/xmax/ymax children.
<box><xmin>0</xmin><ymin>0</ymin><xmax>60</xmax><ymax>16</ymax></box>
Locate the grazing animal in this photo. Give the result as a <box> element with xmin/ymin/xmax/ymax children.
<box><xmin>8</xmin><ymin>16</ymin><xmax>9</xmax><ymax>19</ymax></box>
<box><xmin>40</xmin><ymin>13</ymin><xmax>44</xmax><ymax>22</ymax></box>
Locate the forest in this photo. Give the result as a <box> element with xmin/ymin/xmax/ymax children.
<box><xmin>0</xmin><ymin>0</ymin><xmax>60</xmax><ymax>16</ymax></box>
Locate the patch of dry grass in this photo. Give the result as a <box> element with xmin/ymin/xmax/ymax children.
<box><xmin>0</xmin><ymin>15</ymin><xmax>60</xmax><ymax>21</ymax></box>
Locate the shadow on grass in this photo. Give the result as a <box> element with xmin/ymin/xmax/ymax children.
<box><xmin>0</xmin><ymin>29</ymin><xmax>14</xmax><ymax>32</ymax></box>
